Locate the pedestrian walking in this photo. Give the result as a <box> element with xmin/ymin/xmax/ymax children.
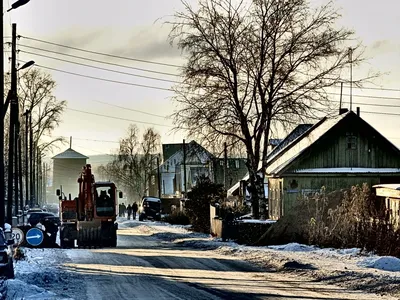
<box><xmin>127</xmin><ymin>204</ymin><xmax>132</xmax><ymax>220</ymax></box>
<box><xmin>132</xmin><ymin>202</ymin><xmax>138</xmax><ymax>220</ymax></box>
<box><xmin>121</xmin><ymin>203</ymin><xmax>127</xmax><ymax>217</ymax></box>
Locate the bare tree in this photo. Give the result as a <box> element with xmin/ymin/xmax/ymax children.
<box><xmin>98</xmin><ymin>125</ymin><xmax>161</xmax><ymax>202</ymax></box>
<box><xmin>169</xmin><ymin>0</ymin><xmax>369</xmax><ymax>218</ymax></box>
<box><xmin>5</xmin><ymin>69</ymin><xmax>67</xmax><ymax>156</ymax></box>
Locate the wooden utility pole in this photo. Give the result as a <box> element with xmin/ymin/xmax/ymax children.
<box><xmin>183</xmin><ymin>139</ymin><xmax>187</xmax><ymax>195</ymax></box>
<box><xmin>223</xmin><ymin>142</ymin><xmax>227</xmax><ymax>189</ymax></box>
<box><xmin>23</xmin><ymin>110</ymin><xmax>29</xmax><ymax>207</ymax></box>
<box><xmin>156</xmin><ymin>155</ymin><xmax>161</xmax><ymax>199</ymax></box>
<box><xmin>29</xmin><ymin>114</ymin><xmax>33</xmax><ymax>207</ymax></box>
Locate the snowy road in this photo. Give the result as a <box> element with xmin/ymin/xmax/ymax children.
<box><xmin>44</xmin><ymin>222</ymin><xmax>394</xmax><ymax>300</ymax></box>
<box><xmin>9</xmin><ymin>220</ymin><xmax>399</xmax><ymax>299</ymax></box>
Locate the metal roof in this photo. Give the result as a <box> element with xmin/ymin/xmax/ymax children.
<box><xmin>373</xmin><ymin>184</ymin><xmax>400</xmax><ymax>190</ymax></box>
<box><xmin>52</xmin><ymin>148</ymin><xmax>88</xmax><ymax>160</ymax></box>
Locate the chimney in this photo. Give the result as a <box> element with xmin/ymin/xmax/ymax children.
<box><xmin>356</xmin><ymin>107</ymin><xmax>360</xmax><ymax>117</ymax></box>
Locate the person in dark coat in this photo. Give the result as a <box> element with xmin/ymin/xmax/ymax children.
<box><xmin>121</xmin><ymin>203</ymin><xmax>127</xmax><ymax>217</ymax></box>
<box><xmin>132</xmin><ymin>202</ymin><xmax>138</xmax><ymax>220</ymax></box>
<box><xmin>126</xmin><ymin>204</ymin><xmax>132</xmax><ymax>220</ymax></box>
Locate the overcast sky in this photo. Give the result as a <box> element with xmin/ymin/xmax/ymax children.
<box><xmin>5</xmin><ymin>0</ymin><xmax>400</xmax><ymax>158</ymax></box>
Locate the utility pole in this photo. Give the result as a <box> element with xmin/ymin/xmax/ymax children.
<box><xmin>36</xmin><ymin>145</ymin><xmax>39</xmax><ymax>206</ymax></box>
<box><xmin>183</xmin><ymin>139</ymin><xmax>187</xmax><ymax>195</ymax></box>
<box><xmin>24</xmin><ymin>110</ymin><xmax>29</xmax><ymax>207</ymax></box>
<box><xmin>223</xmin><ymin>142</ymin><xmax>227</xmax><ymax>189</ymax></box>
<box><xmin>0</xmin><ymin>0</ymin><xmax>5</xmax><ymax>228</ymax></box>
<box><xmin>14</xmin><ymin>121</ymin><xmax>19</xmax><ymax>216</ymax></box>
<box><xmin>18</xmin><ymin>135</ymin><xmax>23</xmax><ymax>222</ymax></box>
<box><xmin>29</xmin><ymin>113</ymin><xmax>33</xmax><ymax>207</ymax></box>
<box><xmin>349</xmin><ymin>47</ymin><xmax>353</xmax><ymax>111</ymax></box>
<box><xmin>7</xmin><ymin>23</ymin><xmax>17</xmax><ymax>224</ymax></box>
<box><xmin>156</xmin><ymin>155</ymin><xmax>161</xmax><ymax>199</ymax></box>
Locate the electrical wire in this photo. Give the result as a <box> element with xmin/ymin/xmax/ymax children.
<box><xmin>19</xmin><ymin>35</ymin><xmax>182</xmax><ymax>68</ymax></box>
<box><xmin>18</xmin><ymin>44</ymin><xmax>180</xmax><ymax>77</ymax></box>
<box><xmin>92</xmin><ymin>100</ymin><xmax>169</xmax><ymax>119</ymax></box>
<box><xmin>17</xmin><ymin>59</ymin><xmax>175</xmax><ymax>92</ymax></box>
<box><xmin>66</xmin><ymin>107</ymin><xmax>174</xmax><ymax>128</ymax></box>
<box><xmin>18</xmin><ymin>36</ymin><xmax>400</xmax><ymax>93</ymax></box>
<box><xmin>19</xmin><ymin>50</ymin><xmax>180</xmax><ymax>84</ymax></box>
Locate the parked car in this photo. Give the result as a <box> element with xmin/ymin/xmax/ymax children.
<box><xmin>139</xmin><ymin>197</ymin><xmax>162</xmax><ymax>221</ymax></box>
<box><xmin>27</xmin><ymin>212</ymin><xmax>59</xmax><ymax>227</ymax></box>
<box><xmin>0</xmin><ymin>228</ymin><xmax>14</xmax><ymax>279</ymax></box>
<box><xmin>26</xmin><ymin>208</ymin><xmax>43</xmax><ymax>220</ymax></box>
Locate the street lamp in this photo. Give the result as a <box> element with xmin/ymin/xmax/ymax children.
<box><xmin>18</xmin><ymin>60</ymin><xmax>35</xmax><ymax>71</ymax></box>
<box><xmin>7</xmin><ymin>0</ymin><xmax>31</xmax><ymax>12</ymax></box>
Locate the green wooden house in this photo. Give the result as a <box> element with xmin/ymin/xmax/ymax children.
<box><xmin>267</xmin><ymin>110</ymin><xmax>400</xmax><ymax>220</ymax></box>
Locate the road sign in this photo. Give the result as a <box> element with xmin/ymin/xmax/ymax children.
<box><xmin>26</xmin><ymin>228</ymin><xmax>44</xmax><ymax>247</ymax></box>
<box><xmin>11</xmin><ymin>228</ymin><xmax>24</xmax><ymax>246</ymax></box>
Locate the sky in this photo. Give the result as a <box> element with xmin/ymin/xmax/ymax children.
<box><xmin>4</xmin><ymin>0</ymin><xmax>400</xmax><ymax>159</ymax></box>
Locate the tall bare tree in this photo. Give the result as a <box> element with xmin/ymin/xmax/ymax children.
<box><xmin>169</xmin><ymin>0</ymin><xmax>368</xmax><ymax>218</ymax></box>
<box><xmin>5</xmin><ymin>69</ymin><xmax>67</xmax><ymax>155</ymax></box>
<box><xmin>98</xmin><ymin>125</ymin><xmax>161</xmax><ymax>202</ymax></box>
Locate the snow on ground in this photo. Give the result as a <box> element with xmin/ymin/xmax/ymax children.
<box><xmin>132</xmin><ymin>220</ymin><xmax>400</xmax><ymax>297</ymax></box>
<box><xmin>4</xmin><ymin>218</ymin><xmax>400</xmax><ymax>299</ymax></box>
<box><xmin>2</xmin><ymin>247</ymin><xmax>89</xmax><ymax>300</ymax></box>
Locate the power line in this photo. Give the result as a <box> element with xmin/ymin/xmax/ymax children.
<box><xmin>19</xmin><ymin>50</ymin><xmax>180</xmax><ymax>84</ymax></box>
<box><xmin>18</xmin><ymin>44</ymin><xmax>180</xmax><ymax>77</ymax></box>
<box><xmin>19</xmin><ymin>35</ymin><xmax>182</xmax><ymax>68</ymax></box>
<box><xmin>18</xmin><ymin>59</ymin><xmax>175</xmax><ymax>92</ymax></box>
<box><xmin>17</xmin><ymin>36</ymin><xmax>400</xmax><ymax>94</ymax></box>
<box><xmin>93</xmin><ymin>100</ymin><xmax>168</xmax><ymax>119</ymax></box>
<box><xmin>66</xmin><ymin>107</ymin><xmax>174</xmax><ymax>128</ymax></box>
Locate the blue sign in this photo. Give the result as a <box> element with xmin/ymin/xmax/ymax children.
<box><xmin>26</xmin><ymin>228</ymin><xmax>44</xmax><ymax>247</ymax></box>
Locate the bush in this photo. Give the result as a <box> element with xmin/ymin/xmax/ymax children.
<box><xmin>185</xmin><ymin>175</ymin><xmax>225</xmax><ymax>233</ymax></box>
<box><xmin>163</xmin><ymin>211</ymin><xmax>190</xmax><ymax>225</ymax></box>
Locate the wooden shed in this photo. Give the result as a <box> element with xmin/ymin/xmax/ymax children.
<box><xmin>267</xmin><ymin>111</ymin><xmax>400</xmax><ymax>220</ymax></box>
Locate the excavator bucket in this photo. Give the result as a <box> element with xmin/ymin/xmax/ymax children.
<box><xmin>77</xmin><ymin>220</ymin><xmax>102</xmax><ymax>248</ymax></box>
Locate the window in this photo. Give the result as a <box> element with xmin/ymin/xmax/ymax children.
<box><xmin>346</xmin><ymin>132</ymin><xmax>357</xmax><ymax>150</ymax></box>
<box><xmin>220</xmin><ymin>160</ymin><xmax>224</xmax><ymax>166</ymax></box>
<box><xmin>235</xmin><ymin>160</ymin><xmax>240</xmax><ymax>169</ymax></box>
<box><xmin>151</xmin><ymin>175</ymin><xmax>155</xmax><ymax>185</ymax></box>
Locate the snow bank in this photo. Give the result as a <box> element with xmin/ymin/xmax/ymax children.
<box><xmin>268</xmin><ymin>243</ymin><xmax>317</xmax><ymax>252</ymax></box>
<box><xmin>240</xmin><ymin>219</ymin><xmax>276</xmax><ymax>224</ymax></box>
<box><xmin>2</xmin><ymin>279</ymin><xmax>72</xmax><ymax>300</ymax></box>
<box><xmin>358</xmin><ymin>256</ymin><xmax>400</xmax><ymax>272</ymax></box>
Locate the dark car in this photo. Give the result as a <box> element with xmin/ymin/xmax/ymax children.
<box><xmin>139</xmin><ymin>197</ymin><xmax>162</xmax><ymax>221</ymax></box>
<box><xmin>0</xmin><ymin>228</ymin><xmax>14</xmax><ymax>279</ymax></box>
<box><xmin>28</xmin><ymin>212</ymin><xmax>59</xmax><ymax>227</ymax></box>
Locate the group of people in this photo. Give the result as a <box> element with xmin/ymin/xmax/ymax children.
<box><xmin>118</xmin><ymin>202</ymin><xmax>138</xmax><ymax>220</ymax></box>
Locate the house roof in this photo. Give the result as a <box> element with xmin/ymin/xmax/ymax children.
<box><xmin>266</xmin><ymin>112</ymin><xmax>351</xmax><ymax>174</ymax></box>
<box><xmin>267</xmin><ymin>111</ymin><xmax>400</xmax><ymax>175</ymax></box>
<box><xmin>291</xmin><ymin>168</ymin><xmax>400</xmax><ymax>174</ymax></box>
<box><xmin>267</xmin><ymin>124</ymin><xmax>314</xmax><ymax>159</ymax></box>
<box><xmin>162</xmin><ymin>143</ymin><xmax>183</xmax><ymax>161</ymax></box>
<box><xmin>52</xmin><ymin>148</ymin><xmax>88</xmax><ymax>160</ymax></box>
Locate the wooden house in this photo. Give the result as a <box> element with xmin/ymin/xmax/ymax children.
<box><xmin>267</xmin><ymin>111</ymin><xmax>400</xmax><ymax>220</ymax></box>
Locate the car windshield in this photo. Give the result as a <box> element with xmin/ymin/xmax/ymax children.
<box><xmin>96</xmin><ymin>186</ymin><xmax>115</xmax><ymax>217</ymax></box>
